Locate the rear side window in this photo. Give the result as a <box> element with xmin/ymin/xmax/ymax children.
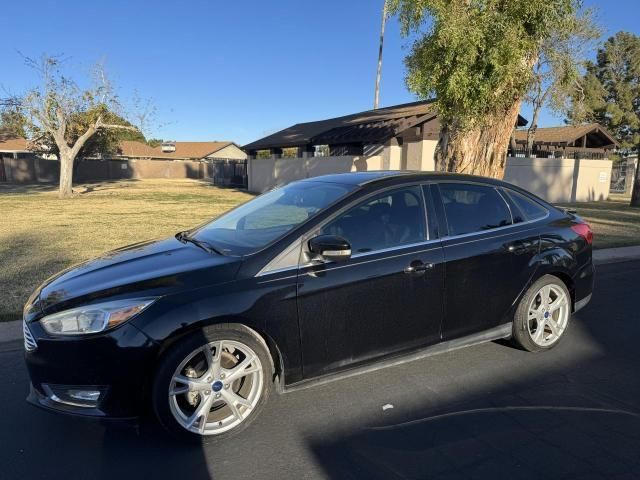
<box><xmin>438</xmin><ymin>183</ymin><xmax>512</xmax><ymax>236</ymax></box>
<box><xmin>505</xmin><ymin>189</ymin><xmax>548</xmax><ymax>221</ymax></box>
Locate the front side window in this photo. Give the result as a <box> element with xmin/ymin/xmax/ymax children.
<box><xmin>321</xmin><ymin>186</ymin><xmax>427</xmax><ymax>254</ymax></box>
<box><xmin>193</xmin><ymin>181</ymin><xmax>353</xmax><ymax>256</ymax></box>
<box><xmin>439</xmin><ymin>183</ymin><xmax>512</xmax><ymax>236</ymax></box>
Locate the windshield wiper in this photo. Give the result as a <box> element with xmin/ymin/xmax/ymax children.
<box><xmin>175</xmin><ymin>231</ymin><xmax>223</xmax><ymax>255</ymax></box>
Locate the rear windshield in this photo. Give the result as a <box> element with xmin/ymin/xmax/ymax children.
<box><xmin>192</xmin><ymin>181</ymin><xmax>353</xmax><ymax>256</ymax></box>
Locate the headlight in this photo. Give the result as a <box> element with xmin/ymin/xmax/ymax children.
<box><xmin>39</xmin><ymin>298</ymin><xmax>157</xmax><ymax>336</ymax></box>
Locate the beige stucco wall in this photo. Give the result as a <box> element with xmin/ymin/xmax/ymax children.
<box><xmin>207</xmin><ymin>144</ymin><xmax>247</xmax><ymax>160</ymax></box>
<box><xmin>420</xmin><ymin>140</ymin><xmax>437</xmax><ymax>171</ymax></box>
<box><xmin>405</xmin><ymin>140</ymin><xmax>422</xmax><ymax>170</ymax></box>
<box><xmin>387</xmin><ymin>139</ymin><xmax>402</xmax><ymax>170</ymax></box>
<box><xmin>503</xmin><ymin>157</ymin><xmax>613</xmax><ymax>203</ymax></box>
<box><xmin>575</xmin><ymin>159</ymin><xmax>613</xmax><ymax>202</ymax></box>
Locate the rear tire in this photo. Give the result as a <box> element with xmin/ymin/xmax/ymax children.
<box><xmin>152</xmin><ymin>324</ymin><xmax>273</xmax><ymax>441</ymax></box>
<box><xmin>512</xmin><ymin>275</ymin><xmax>572</xmax><ymax>352</ymax></box>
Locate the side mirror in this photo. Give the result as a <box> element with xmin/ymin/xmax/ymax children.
<box><xmin>308</xmin><ymin>235</ymin><xmax>352</xmax><ymax>262</ymax></box>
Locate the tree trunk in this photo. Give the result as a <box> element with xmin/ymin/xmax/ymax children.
<box><xmin>59</xmin><ymin>151</ymin><xmax>74</xmax><ymax>198</ymax></box>
<box><xmin>435</xmin><ymin>101</ymin><xmax>522</xmax><ymax>178</ymax></box>
<box><xmin>631</xmin><ymin>154</ymin><xmax>640</xmax><ymax>208</ymax></box>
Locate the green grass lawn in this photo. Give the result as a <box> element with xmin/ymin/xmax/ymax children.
<box><xmin>1</xmin><ymin>179</ymin><xmax>638</xmax><ymax>322</ymax></box>
<box><xmin>0</xmin><ymin>179</ymin><xmax>253</xmax><ymax>322</ymax></box>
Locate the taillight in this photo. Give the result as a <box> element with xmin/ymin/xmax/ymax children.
<box><xmin>571</xmin><ymin>223</ymin><xmax>593</xmax><ymax>245</ymax></box>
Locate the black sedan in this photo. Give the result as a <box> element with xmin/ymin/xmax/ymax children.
<box><xmin>23</xmin><ymin>172</ymin><xmax>594</xmax><ymax>439</ymax></box>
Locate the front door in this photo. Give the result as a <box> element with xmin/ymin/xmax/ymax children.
<box><xmin>296</xmin><ymin>185</ymin><xmax>445</xmax><ymax>378</ymax></box>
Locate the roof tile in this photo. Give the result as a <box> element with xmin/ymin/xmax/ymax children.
<box><xmin>118</xmin><ymin>141</ymin><xmax>234</xmax><ymax>159</ymax></box>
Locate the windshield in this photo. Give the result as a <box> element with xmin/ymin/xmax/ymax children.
<box><xmin>192</xmin><ymin>181</ymin><xmax>353</xmax><ymax>256</ymax></box>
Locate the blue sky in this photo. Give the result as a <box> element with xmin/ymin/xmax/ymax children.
<box><xmin>1</xmin><ymin>0</ymin><xmax>638</xmax><ymax>145</ymax></box>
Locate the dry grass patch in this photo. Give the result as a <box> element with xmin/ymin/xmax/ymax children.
<box><xmin>0</xmin><ymin>179</ymin><xmax>253</xmax><ymax>321</ymax></box>
<box><xmin>559</xmin><ymin>199</ymin><xmax>640</xmax><ymax>250</ymax></box>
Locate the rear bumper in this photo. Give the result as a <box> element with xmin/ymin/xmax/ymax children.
<box><xmin>573</xmin><ymin>260</ymin><xmax>595</xmax><ymax>312</ymax></box>
<box><xmin>574</xmin><ymin>293</ymin><xmax>592</xmax><ymax>312</ymax></box>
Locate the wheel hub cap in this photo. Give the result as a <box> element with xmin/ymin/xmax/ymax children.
<box><xmin>211</xmin><ymin>380</ymin><xmax>224</xmax><ymax>392</ymax></box>
<box><xmin>527</xmin><ymin>284</ymin><xmax>569</xmax><ymax>347</ymax></box>
<box><xmin>168</xmin><ymin>339</ymin><xmax>264</xmax><ymax>436</ymax></box>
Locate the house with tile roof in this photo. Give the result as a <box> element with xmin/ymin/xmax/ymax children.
<box><xmin>512</xmin><ymin>124</ymin><xmax>619</xmax><ymax>158</ymax></box>
<box><xmin>0</xmin><ymin>133</ymin><xmax>30</xmax><ymax>156</ymax></box>
<box><xmin>116</xmin><ymin>140</ymin><xmax>246</xmax><ymax>161</ymax></box>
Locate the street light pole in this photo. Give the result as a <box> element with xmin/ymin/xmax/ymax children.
<box><xmin>374</xmin><ymin>0</ymin><xmax>387</xmax><ymax>110</ymax></box>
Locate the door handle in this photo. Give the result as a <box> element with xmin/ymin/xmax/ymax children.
<box><xmin>504</xmin><ymin>241</ymin><xmax>529</xmax><ymax>254</ymax></box>
<box><xmin>404</xmin><ymin>261</ymin><xmax>434</xmax><ymax>275</ymax></box>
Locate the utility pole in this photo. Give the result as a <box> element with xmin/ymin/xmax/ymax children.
<box><xmin>374</xmin><ymin>0</ymin><xmax>387</xmax><ymax>110</ymax></box>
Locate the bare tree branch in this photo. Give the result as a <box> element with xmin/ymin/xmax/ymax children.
<box><xmin>1</xmin><ymin>54</ymin><xmax>157</xmax><ymax>197</ymax></box>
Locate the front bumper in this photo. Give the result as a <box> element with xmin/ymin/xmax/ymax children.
<box><xmin>24</xmin><ymin>321</ymin><xmax>159</xmax><ymax>419</ymax></box>
<box><xmin>26</xmin><ymin>383</ymin><xmax>137</xmax><ymax>422</ymax></box>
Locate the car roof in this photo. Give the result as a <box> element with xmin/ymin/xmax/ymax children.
<box><xmin>299</xmin><ymin>171</ymin><xmax>512</xmax><ymax>188</ymax></box>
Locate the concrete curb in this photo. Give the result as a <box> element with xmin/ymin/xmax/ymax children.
<box><xmin>2</xmin><ymin>246</ymin><xmax>639</xmax><ymax>344</ymax></box>
<box><xmin>593</xmin><ymin>245</ymin><xmax>640</xmax><ymax>265</ymax></box>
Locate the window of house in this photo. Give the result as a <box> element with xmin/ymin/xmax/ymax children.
<box><xmin>438</xmin><ymin>183</ymin><xmax>512</xmax><ymax>236</ymax></box>
<box><xmin>281</xmin><ymin>147</ymin><xmax>299</xmax><ymax>158</ymax></box>
<box><xmin>505</xmin><ymin>189</ymin><xmax>548</xmax><ymax>221</ymax></box>
<box><xmin>320</xmin><ymin>186</ymin><xmax>426</xmax><ymax>254</ymax></box>
<box><xmin>314</xmin><ymin>145</ymin><xmax>330</xmax><ymax>157</ymax></box>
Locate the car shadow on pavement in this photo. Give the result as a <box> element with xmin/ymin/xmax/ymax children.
<box><xmin>305</xmin><ymin>261</ymin><xmax>640</xmax><ymax>479</ymax></box>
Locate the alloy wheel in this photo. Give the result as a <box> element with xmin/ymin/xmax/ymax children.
<box><xmin>527</xmin><ymin>284</ymin><xmax>570</xmax><ymax>347</ymax></box>
<box><xmin>168</xmin><ymin>340</ymin><xmax>264</xmax><ymax>435</ymax></box>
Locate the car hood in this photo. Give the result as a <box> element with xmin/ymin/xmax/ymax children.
<box><xmin>36</xmin><ymin>237</ymin><xmax>243</xmax><ymax>316</ymax></box>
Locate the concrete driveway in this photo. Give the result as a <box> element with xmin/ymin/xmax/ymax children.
<box><xmin>1</xmin><ymin>261</ymin><xmax>639</xmax><ymax>479</ymax></box>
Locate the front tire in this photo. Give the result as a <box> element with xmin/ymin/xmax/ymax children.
<box><xmin>152</xmin><ymin>324</ymin><xmax>273</xmax><ymax>440</ymax></box>
<box><xmin>512</xmin><ymin>275</ymin><xmax>572</xmax><ymax>352</ymax></box>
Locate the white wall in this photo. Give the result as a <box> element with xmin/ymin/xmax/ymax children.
<box><xmin>503</xmin><ymin>157</ymin><xmax>613</xmax><ymax>203</ymax></box>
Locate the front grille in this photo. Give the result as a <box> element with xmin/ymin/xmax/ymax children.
<box><xmin>23</xmin><ymin>320</ymin><xmax>38</xmax><ymax>352</ymax></box>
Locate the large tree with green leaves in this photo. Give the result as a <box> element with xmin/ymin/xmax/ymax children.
<box><xmin>568</xmin><ymin>31</ymin><xmax>640</xmax><ymax>206</ymax></box>
<box><xmin>2</xmin><ymin>55</ymin><xmax>152</xmax><ymax>197</ymax></box>
<box><xmin>388</xmin><ymin>0</ymin><xmax>583</xmax><ymax>178</ymax></box>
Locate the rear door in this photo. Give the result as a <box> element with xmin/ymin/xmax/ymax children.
<box><xmin>432</xmin><ymin>182</ymin><xmax>540</xmax><ymax>340</ymax></box>
<box><xmin>296</xmin><ymin>184</ymin><xmax>445</xmax><ymax>378</ymax></box>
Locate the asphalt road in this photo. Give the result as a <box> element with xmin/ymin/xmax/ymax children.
<box><xmin>2</xmin><ymin>261</ymin><xmax>640</xmax><ymax>480</ymax></box>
